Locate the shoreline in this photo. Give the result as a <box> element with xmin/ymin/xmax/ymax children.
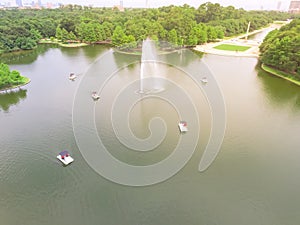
<box><xmin>58</xmin><ymin>43</ymin><xmax>88</xmax><ymax>48</ymax></box>
<box><xmin>0</xmin><ymin>78</ymin><xmax>31</xmax><ymax>93</ymax></box>
<box><xmin>261</xmin><ymin>64</ymin><xmax>300</xmax><ymax>86</ymax></box>
<box><xmin>39</xmin><ymin>39</ymin><xmax>88</xmax><ymax>48</ymax></box>
<box><xmin>114</xmin><ymin>47</ymin><xmax>180</xmax><ymax>56</ymax></box>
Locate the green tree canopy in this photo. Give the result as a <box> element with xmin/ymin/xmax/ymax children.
<box><xmin>0</xmin><ymin>63</ymin><xmax>28</xmax><ymax>89</ymax></box>
<box><xmin>260</xmin><ymin>19</ymin><xmax>300</xmax><ymax>76</ymax></box>
<box><xmin>0</xmin><ymin>3</ymin><xmax>292</xmax><ymax>52</ymax></box>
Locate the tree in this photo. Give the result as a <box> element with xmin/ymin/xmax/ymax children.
<box><xmin>67</xmin><ymin>31</ymin><xmax>77</xmax><ymax>41</ymax></box>
<box><xmin>60</xmin><ymin>18</ymin><xmax>76</xmax><ymax>33</ymax></box>
<box><xmin>15</xmin><ymin>37</ymin><xmax>37</xmax><ymax>50</ymax></box>
<box><xmin>123</xmin><ymin>35</ymin><xmax>137</xmax><ymax>49</ymax></box>
<box><xmin>187</xmin><ymin>27</ymin><xmax>199</xmax><ymax>46</ymax></box>
<box><xmin>55</xmin><ymin>26</ymin><xmax>62</xmax><ymax>40</ymax></box>
<box><xmin>30</xmin><ymin>29</ymin><xmax>42</xmax><ymax>41</ymax></box>
<box><xmin>206</xmin><ymin>26</ymin><xmax>218</xmax><ymax>41</ymax></box>
<box><xmin>168</xmin><ymin>29</ymin><xmax>178</xmax><ymax>46</ymax></box>
<box><xmin>102</xmin><ymin>21</ymin><xmax>113</xmax><ymax>40</ymax></box>
<box><xmin>260</xmin><ymin>18</ymin><xmax>300</xmax><ymax>76</ymax></box>
<box><xmin>0</xmin><ymin>4</ymin><xmax>292</xmax><ymax>53</ymax></box>
<box><xmin>61</xmin><ymin>28</ymin><xmax>69</xmax><ymax>42</ymax></box>
<box><xmin>0</xmin><ymin>63</ymin><xmax>28</xmax><ymax>89</ymax></box>
<box><xmin>112</xmin><ymin>26</ymin><xmax>127</xmax><ymax>47</ymax></box>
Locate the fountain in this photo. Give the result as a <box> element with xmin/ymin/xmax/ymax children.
<box><xmin>137</xmin><ymin>38</ymin><xmax>164</xmax><ymax>94</ymax></box>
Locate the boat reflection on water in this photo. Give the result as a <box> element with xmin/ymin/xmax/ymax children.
<box><xmin>0</xmin><ymin>89</ymin><xmax>27</xmax><ymax>112</ymax></box>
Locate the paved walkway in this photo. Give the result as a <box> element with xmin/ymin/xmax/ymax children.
<box><xmin>194</xmin><ymin>39</ymin><xmax>259</xmax><ymax>57</ymax></box>
<box><xmin>193</xmin><ymin>23</ymin><xmax>285</xmax><ymax>58</ymax></box>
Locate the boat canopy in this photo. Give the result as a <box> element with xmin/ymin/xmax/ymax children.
<box><xmin>59</xmin><ymin>150</ymin><xmax>69</xmax><ymax>157</ymax></box>
<box><xmin>180</xmin><ymin>121</ymin><xmax>187</xmax><ymax>126</ymax></box>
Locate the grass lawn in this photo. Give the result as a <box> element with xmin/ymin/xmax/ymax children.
<box><xmin>273</xmin><ymin>20</ymin><xmax>288</xmax><ymax>24</ymax></box>
<box><xmin>213</xmin><ymin>44</ymin><xmax>251</xmax><ymax>52</ymax></box>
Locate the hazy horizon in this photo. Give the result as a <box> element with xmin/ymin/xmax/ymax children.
<box><xmin>54</xmin><ymin>0</ymin><xmax>292</xmax><ymax>11</ymax></box>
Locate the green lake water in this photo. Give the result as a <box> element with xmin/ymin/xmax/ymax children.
<box><xmin>1</xmin><ymin>42</ymin><xmax>300</xmax><ymax>225</ymax></box>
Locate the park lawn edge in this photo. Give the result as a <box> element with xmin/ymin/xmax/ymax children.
<box><xmin>0</xmin><ymin>77</ymin><xmax>31</xmax><ymax>92</ymax></box>
<box><xmin>39</xmin><ymin>39</ymin><xmax>88</xmax><ymax>48</ymax></box>
<box><xmin>58</xmin><ymin>42</ymin><xmax>89</xmax><ymax>47</ymax></box>
<box><xmin>261</xmin><ymin>63</ymin><xmax>300</xmax><ymax>86</ymax></box>
<box><xmin>113</xmin><ymin>47</ymin><xmax>179</xmax><ymax>56</ymax></box>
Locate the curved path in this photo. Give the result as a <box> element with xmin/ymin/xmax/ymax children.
<box><xmin>193</xmin><ymin>23</ymin><xmax>286</xmax><ymax>58</ymax></box>
<box><xmin>194</xmin><ymin>40</ymin><xmax>259</xmax><ymax>58</ymax></box>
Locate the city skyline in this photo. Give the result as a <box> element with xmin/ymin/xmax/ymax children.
<box><xmin>0</xmin><ymin>0</ymin><xmax>294</xmax><ymax>10</ymax></box>
<box><xmin>56</xmin><ymin>0</ymin><xmax>292</xmax><ymax>10</ymax></box>
<box><xmin>289</xmin><ymin>0</ymin><xmax>300</xmax><ymax>13</ymax></box>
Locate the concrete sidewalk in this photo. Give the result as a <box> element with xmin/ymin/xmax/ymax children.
<box><xmin>193</xmin><ymin>24</ymin><xmax>284</xmax><ymax>58</ymax></box>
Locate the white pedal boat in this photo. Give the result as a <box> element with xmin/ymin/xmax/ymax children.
<box><xmin>69</xmin><ymin>73</ymin><xmax>77</xmax><ymax>81</ymax></box>
<box><xmin>57</xmin><ymin>150</ymin><xmax>74</xmax><ymax>165</ymax></box>
<box><xmin>201</xmin><ymin>77</ymin><xmax>208</xmax><ymax>84</ymax></box>
<box><xmin>178</xmin><ymin>121</ymin><xmax>188</xmax><ymax>132</ymax></box>
<box><xmin>91</xmin><ymin>92</ymin><xmax>100</xmax><ymax>100</ymax></box>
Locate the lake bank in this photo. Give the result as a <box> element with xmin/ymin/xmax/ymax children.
<box><xmin>39</xmin><ymin>39</ymin><xmax>88</xmax><ymax>47</ymax></box>
<box><xmin>261</xmin><ymin>63</ymin><xmax>300</xmax><ymax>86</ymax></box>
<box><xmin>0</xmin><ymin>77</ymin><xmax>31</xmax><ymax>93</ymax></box>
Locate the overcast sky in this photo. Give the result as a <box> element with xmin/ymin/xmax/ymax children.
<box><xmin>56</xmin><ymin>0</ymin><xmax>292</xmax><ymax>11</ymax></box>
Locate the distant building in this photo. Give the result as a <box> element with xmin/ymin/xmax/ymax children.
<box><xmin>21</xmin><ymin>0</ymin><xmax>31</xmax><ymax>7</ymax></box>
<box><xmin>289</xmin><ymin>0</ymin><xmax>300</xmax><ymax>13</ymax></box>
<box><xmin>113</xmin><ymin>1</ymin><xmax>124</xmax><ymax>12</ymax></box>
<box><xmin>46</xmin><ymin>2</ymin><xmax>53</xmax><ymax>8</ymax></box>
<box><xmin>16</xmin><ymin>0</ymin><xmax>23</xmax><ymax>7</ymax></box>
<box><xmin>113</xmin><ymin>5</ymin><xmax>124</xmax><ymax>11</ymax></box>
<box><xmin>277</xmin><ymin>1</ymin><xmax>282</xmax><ymax>11</ymax></box>
<box><xmin>5</xmin><ymin>0</ymin><xmax>17</xmax><ymax>7</ymax></box>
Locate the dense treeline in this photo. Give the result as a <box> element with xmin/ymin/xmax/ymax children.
<box><xmin>0</xmin><ymin>2</ymin><xmax>291</xmax><ymax>53</ymax></box>
<box><xmin>260</xmin><ymin>18</ymin><xmax>300</xmax><ymax>77</ymax></box>
<box><xmin>0</xmin><ymin>63</ymin><xmax>28</xmax><ymax>89</ymax></box>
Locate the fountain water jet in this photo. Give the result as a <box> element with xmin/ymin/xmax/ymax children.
<box><xmin>137</xmin><ymin>39</ymin><xmax>164</xmax><ymax>94</ymax></box>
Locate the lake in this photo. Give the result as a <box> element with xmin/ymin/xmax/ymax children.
<box><xmin>1</xmin><ymin>41</ymin><xmax>300</xmax><ymax>225</ymax></box>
